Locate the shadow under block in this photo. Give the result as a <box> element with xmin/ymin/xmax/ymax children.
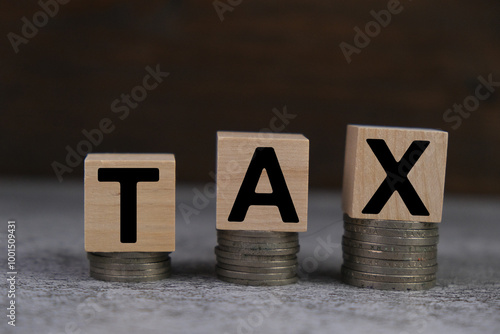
<box><xmin>216</xmin><ymin>131</ymin><xmax>309</xmax><ymax>232</ymax></box>
<box><xmin>85</xmin><ymin>154</ymin><xmax>175</xmax><ymax>252</ymax></box>
<box><xmin>342</xmin><ymin>125</ymin><xmax>448</xmax><ymax>223</ymax></box>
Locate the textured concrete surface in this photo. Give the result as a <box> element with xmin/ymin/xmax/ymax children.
<box><xmin>0</xmin><ymin>179</ymin><xmax>499</xmax><ymax>334</ymax></box>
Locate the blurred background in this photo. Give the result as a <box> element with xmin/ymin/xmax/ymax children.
<box><xmin>1</xmin><ymin>0</ymin><xmax>499</xmax><ymax>194</ymax></box>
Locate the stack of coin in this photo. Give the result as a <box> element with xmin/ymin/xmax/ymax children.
<box><xmin>215</xmin><ymin>230</ymin><xmax>300</xmax><ymax>286</ymax></box>
<box><xmin>341</xmin><ymin>214</ymin><xmax>438</xmax><ymax>291</ymax></box>
<box><xmin>87</xmin><ymin>252</ymin><xmax>171</xmax><ymax>282</ymax></box>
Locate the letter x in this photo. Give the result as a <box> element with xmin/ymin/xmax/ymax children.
<box><xmin>362</xmin><ymin>139</ymin><xmax>430</xmax><ymax>216</ymax></box>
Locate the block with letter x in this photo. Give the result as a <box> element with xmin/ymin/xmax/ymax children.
<box><xmin>342</xmin><ymin>125</ymin><xmax>448</xmax><ymax>223</ymax></box>
<box><xmin>85</xmin><ymin>154</ymin><xmax>175</xmax><ymax>252</ymax></box>
<box><xmin>217</xmin><ymin>131</ymin><xmax>309</xmax><ymax>232</ymax></box>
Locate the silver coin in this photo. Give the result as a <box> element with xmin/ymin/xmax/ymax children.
<box><xmin>342</xmin><ymin>260</ymin><xmax>438</xmax><ymax>275</ymax></box>
<box><xmin>343</xmin><ymin>231</ymin><xmax>439</xmax><ymax>246</ymax></box>
<box><xmin>216</xmin><ymin>266</ymin><xmax>297</xmax><ymax>280</ymax></box>
<box><xmin>217</xmin><ymin>262</ymin><xmax>297</xmax><ymax>274</ymax></box>
<box><xmin>87</xmin><ymin>253</ymin><xmax>169</xmax><ymax>264</ymax></box>
<box><xmin>90</xmin><ymin>271</ymin><xmax>171</xmax><ymax>282</ymax></box>
<box><xmin>217</xmin><ymin>230</ymin><xmax>298</xmax><ymax>238</ymax></box>
<box><xmin>344</xmin><ymin>224</ymin><xmax>439</xmax><ymax>238</ymax></box>
<box><xmin>343</xmin><ymin>253</ymin><xmax>437</xmax><ymax>268</ymax></box>
<box><xmin>216</xmin><ymin>255</ymin><xmax>298</xmax><ymax>268</ymax></box>
<box><xmin>342</xmin><ymin>236</ymin><xmax>438</xmax><ymax>253</ymax></box>
<box><xmin>217</xmin><ymin>233</ymin><xmax>299</xmax><ymax>243</ymax></box>
<box><xmin>215</xmin><ymin>247</ymin><xmax>297</xmax><ymax>261</ymax></box>
<box><xmin>217</xmin><ymin>235</ymin><xmax>299</xmax><ymax>245</ymax></box>
<box><xmin>217</xmin><ymin>238</ymin><xmax>299</xmax><ymax>250</ymax></box>
<box><xmin>217</xmin><ymin>244</ymin><xmax>300</xmax><ymax>256</ymax></box>
<box><xmin>341</xmin><ymin>266</ymin><xmax>436</xmax><ymax>283</ymax></box>
<box><xmin>89</xmin><ymin>260</ymin><xmax>170</xmax><ymax>270</ymax></box>
<box><xmin>90</xmin><ymin>265</ymin><xmax>170</xmax><ymax>276</ymax></box>
<box><xmin>92</xmin><ymin>252</ymin><xmax>170</xmax><ymax>259</ymax></box>
<box><xmin>342</xmin><ymin>275</ymin><xmax>436</xmax><ymax>291</ymax></box>
<box><xmin>217</xmin><ymin>275</ymin><xmax>298</xmax><ymax>286</ymax></box>
<box><xmin>344</xmin><ymin>214</ymin><xmax>438</xmax><ymax>230</ymax></box>
<box><xmin>343</xmin><ymin>246</ymin><xmax>436</xmax><ymax>261</ymax></box>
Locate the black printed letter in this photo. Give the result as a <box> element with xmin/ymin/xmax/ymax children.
<box><xmin>362</xmin><ymin>139</ymin><xmax>430</xmax><ymax>216</ymax></box>
<box><xmin>228</xmin><ymin>147</ymin><xmax>299</xmax><ymax>223</ymax></box>
<box><xmin>98</xmin><ymin>168</ymin><xmax>159</xmax><ymax>243</ymax></box>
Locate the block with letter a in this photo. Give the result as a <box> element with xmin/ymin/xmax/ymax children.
<box><xmin>342</xmin><ymin>125</ymin><xmax>448</xmax><ymax>223</ymax></box>
<box><xmin>216</xmin><ymin>131</ymin><xmax>309</xmax><ymax>232</ymax></box>
<box><xmin>85</xmin><ymin>153</ymin><xmax>176</xmax><ymax>252</ymax></box>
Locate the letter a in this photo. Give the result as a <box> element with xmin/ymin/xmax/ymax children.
<box><xmin>228</xmin><ymin>147</ymin><xmax>299</xmax><ymax>223</ymax></box>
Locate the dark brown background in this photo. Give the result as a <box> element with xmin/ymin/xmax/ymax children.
<box><xmin>1</xmin><ymin>0</ymin><xmax>499</xmax><ymax>194</ymax></box>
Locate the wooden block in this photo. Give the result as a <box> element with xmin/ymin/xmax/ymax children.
<box><xmin>342</xmin><ymin>125</ymin><xmax>448</xmax><ymax>223</ymax></box>
<box><xmin>217</xmin><ymin>131</ymin><xmax>309</xmax><ymax>232</ymax></box>
<box><xmin>85</xmin><ymin>153</ymin><xmax>175</xmax><ymax>252</ymax></box>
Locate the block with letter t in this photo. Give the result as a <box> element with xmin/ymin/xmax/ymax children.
<box><xmin>216</xmin><ymin>131</ymin><xmax>309</xmax><ymax>232</ymax></box>
<box><xmin>84</xmin><ymin>153</ymin><xmax>176</xmax><ymax>252</ymax></box>
<box><xmin>342</xmin><ymin>125</ymin><xmax>448</xmax><ymax>223</ymax></box>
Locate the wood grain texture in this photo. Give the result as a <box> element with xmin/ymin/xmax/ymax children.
<box><xmin>0</xmin><ymin>0</ymin><xmax>499</xmax><ymax>194</ymax></box>
<box><xmin>84</xmin><ymin>153</ymin><xmax>175</xmax><ymax>252</ymax></box>
<box><xmin>342</xmin><ymin>125</ymin><xmax>448</xmax><ymax>223</ymax></box>
<box><xmin>217</xmin><ymin>132</ymin><xmax>309</xmax><ymax>232</ymax></box>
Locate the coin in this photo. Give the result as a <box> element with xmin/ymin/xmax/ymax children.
<box><xmin>215</xmin><ymin>247</ymin><xmax>297</xmax><ymax>261</ymax></box>
<box><xmin>342</xmin><ymin>275</ymin><xmax>436</xmax><ymax>291</ymax></box>
<box><xmin>217</xmin><ymin>262</ymin><xmax>297</xmax><ymax>274</ymax></box>
<box><xmin>217</xmin><ymin>244</ymin><xmax>300</xmax><ymax>256</ymax></box>
<box><xmin>342</xmin><ymin>216</ymin><xmax>439</xmax><ymax>291</ymax></box>
<box><xmin>87</xmin><ymin>253</ymin><xmax>169</xmax><ymax>264</ymax></box>
<box><xmin>217</xmin><ymin>233</ymin><xmax>299</xmax><ymax>243</ymax></box>
<box><xmin>90</xmin><ymin>266</ymin><xmax>171</xmax><ymax>276</ymax></box>
<box><xmin>87</xmin><ymin>251</ymin><xmax>172</xmax><ymax>283</ymax></box>
<box><xmin>90</xmin><ymin>259</ymin><xmax>171</xmax><ymax>271</ymax></box>
<box><xmin>344</xmin><ymin>214</ymin><xmax>438</xmax><ymax>230</ymax></box>
<box><xmin>216</xmin><ymin>255</ymin><xmax>298</xmax><ymax>268</ymax></box>
<box><xmin>342</xmin><ymin>260</ymin><xmax>438</xmax><ymax>275</ymax></box>
<box><xmin>215</xmin><ymin>230</ymin><xmax>300</xmax><ymax>286</ymax></box>
<box><xmin>341</xmin><ymin>266</ymin><xmax>436</xmax><ymax>283</ymax></box>
<box><xmin>342</xmin><ymin>246</ymin><xmax>436</xmax><ymax>261</ymax></box>
<box><xmin>217</xmin><ymin>238</ymin><xmax>299</xmax><ymax>249</ymax></box>
<box><xmin>93</xmin><ymin>252</ymin><xmax>170</xmax><ymax>259</ymax></box>
<box><xmin>343</xmin><ymin>253</ymin><xmax>437</xmax><ymax>268</ymax></box>
<box><xmin>343</xmin><ymin>230</ymin><xmax>439</xmax><ymax>246</ymax></box>
<box><xmin>217</xmin><ymin>230</ymin><xmax>298</xmax><ymax>238</ymax></box>
<box><xmin>217</xmin><ymin>275</ymin><xmax>299</xmax><ymax>286</ymax></box>
<box><xmin>217</xmin><ymin>235</ymin><xmax>299</xmax><ymax>245</ymax></box>
<box><xmin>90</xmin><ymin>271</ymin><xmax>171</xmax><ymax>282</ymax></box>
<box><xmin>342</xmin><ymin>236</ymin><xmax>438</xmax><ymax>253</ymax></box>
<box><xmin>344</xmin><ymin>224</ymin><xmax>439</xmax><ymax>238</ymax></box>
<box><xmin>216</xmin><ymin>266</ymin><xmax>297</xmax><ymax>280</ymax></box>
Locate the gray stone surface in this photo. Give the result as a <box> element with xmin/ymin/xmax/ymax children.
<box><xmin>1</xmin><ymin>179</ymin><xmax>499</xmax><ymax>334</ymax></box>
